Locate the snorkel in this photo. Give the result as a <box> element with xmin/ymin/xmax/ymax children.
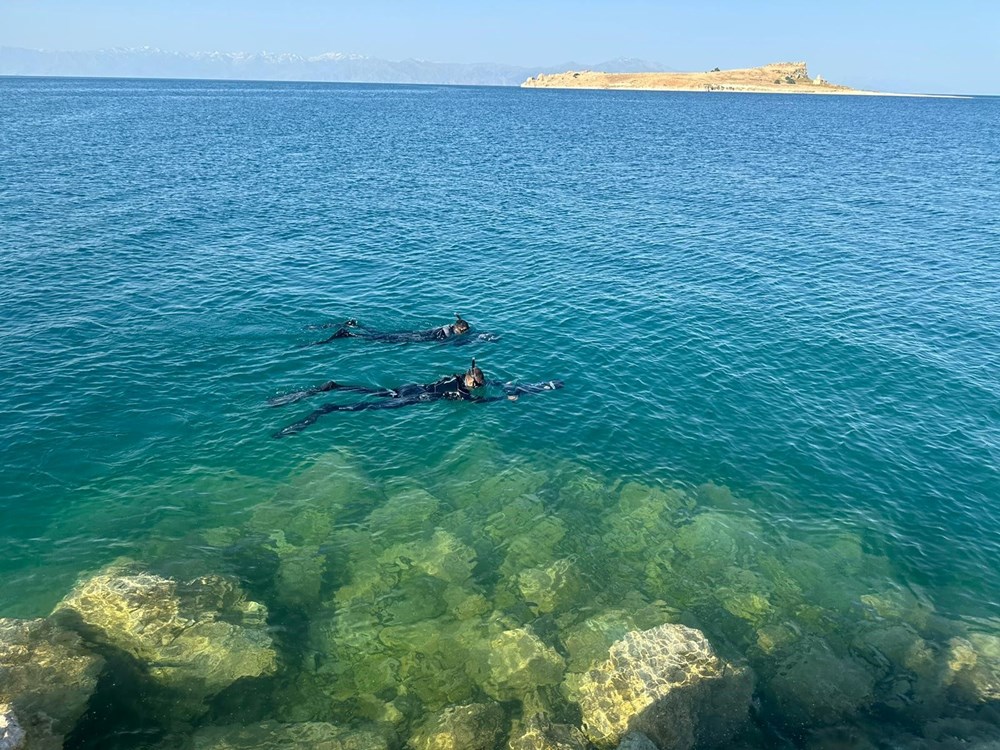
<box><xmin>464</xmin><ymin>358</ymin><xmax>485</xmax><ymax>389</ymax></box>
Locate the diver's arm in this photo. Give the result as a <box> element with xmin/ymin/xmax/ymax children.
<box><xmin>450</xmin><ymin>332</ymin><xmax>499</xmax><ymax>346</ymax></box>
<box><xmin>482</xmin><ymin>379</ymin><xmax>564</xmax><ymax>395</ymax></box>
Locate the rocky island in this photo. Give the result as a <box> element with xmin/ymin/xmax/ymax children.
<box><xmin>524</xmin><ymin>61</ymin><xmax>897</xmax><ymax>96</ymax></box>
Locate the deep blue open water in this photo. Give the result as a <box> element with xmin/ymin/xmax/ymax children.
<box><xmin>1</xmin><ymin>77</ymin><xmax>999</xmax><ymax>747</ymax></box>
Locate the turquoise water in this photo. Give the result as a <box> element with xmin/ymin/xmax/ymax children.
<box><xmin>1</xmin><ymin>77</ymin><xmax>999</xmax><ymax>747</ymax></box>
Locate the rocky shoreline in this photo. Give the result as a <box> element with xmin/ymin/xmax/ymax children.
<box><xmin>3</xmin><ymin>446</ymin><xmax>1000</xmax><ymax>749</ymax></box>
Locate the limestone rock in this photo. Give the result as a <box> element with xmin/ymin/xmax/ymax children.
<box><xmin>517</xmin><ymin>558</ymin><xmax>582</xmax><ymax>615</ymax></box>
<box><xmin>381</xmin><ymin>530</ymin><xmax>477</xmax><ymax>586</ymax></box>
<box><xmin>572</xmin><ymin>623</ymin><xmax>753</xmax><ymax>749</ymax></box>
<box><xmin>486</xmin><ymin>626</ymin><xmax>566</xmax><ymax>701</ymax></box>
<box><xmin>945</xmin><ymin>633</ymin><xmax>1000</xmax><ymax>703</ymax></box>
<box><xmin>0</xmin><ymin>618</ymin><xmax>104</xmax><ymax>750</ymax></box>
<box><xmin>408</xmin><ymin>702</ymin><xmax>506</xmax><ymax>750</ymax></box>
<box><xmin>0</xmin><ymin>704</ymin><xmax>25</xmax><ymax>750</ymax></box>
<box><xmin>52</xmin><ymin>562</ymin><xmax>276</xmax><ymax>713</ymax></box>
<box><xmin>561</xmin><ymin>610</ymin><xmax>638</xmax><ymax>673</ymax></box>
<box><xmin>508</xmin><ymin>715</ymin><xmax>591</xmax><ymax>750</ymax></box>
<box><xmin>189</xmin><ymin>721</ymin><xmax>390</xmax><ymax>750</ymax></box>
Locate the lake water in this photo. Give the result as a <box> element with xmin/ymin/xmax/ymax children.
<box><xmin>1</xmin><ymin>77</ymin><xmax>999</xmax><ymax>748</ymax></box>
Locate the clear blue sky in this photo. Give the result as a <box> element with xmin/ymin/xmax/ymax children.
<box><xmin>2</xmin><ymin>0</ymin><xmax>998</xmax><ymax>93</ymax></box>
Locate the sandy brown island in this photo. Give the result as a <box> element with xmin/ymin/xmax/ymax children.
<box><xmin>522</xmin><ymin>61</ymin><xmax>959</xmax><ymax>98</ymax></box>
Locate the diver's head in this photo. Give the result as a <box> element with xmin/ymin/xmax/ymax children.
<box><xmin>463</xmin><ymin>358</ymin><xmax>485</xmax><ymax>389</ymax></box>
<box><xmin>453</xmin><ymin>313</ymin><xmax>470</xmax><ymax>335</ymax></box>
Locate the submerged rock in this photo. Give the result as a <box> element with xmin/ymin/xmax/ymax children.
<box><xmin>187</xmin><ymin>721</ymin><xmax>390</xmax><ymax>750</ymax></box>
<box><xmin>408</xmin><ymin>702</ymin><xmax>506</xmax><ymax>750</ymax></box>
<box><xmin>486</xmin><ymin>626</ymin><xmax>566</xmax><ymax>701</ymax></box>
<box><xmin>0</xmin><ymin>704</ymin><xmax>25</xmax><ymax>750</ymax></box>
<box><xmin>766</xmin><ymin>640</ymin><xmax>875</xmax><ymax>728</ymax></box>
<box><xmin>571</xmin><ymin>623</ymin><xmax>753</xmax><ymax>749</ymax></box>
<box><xmin>944</xmin><ymin>632</ymin><xmax>1000</xmax><ymax>703</ymax></box>
<box><xmin>0</xmin><ymin>618</ymin><xmax>104</xmax><ymax>750</ymax></box>
<box><xmin>367</xmin><ymin>487</ymin><xmax>442</xmax><ymax>543</ymax></box>
<box><xmin>616</xmin><ymin>733</ymin><xmax>658</xmax><ymax>750</ymax></box>
<box><xmin>52</xmin><ymin>562</ymin><xmax>276</xmax><ymax>716</ymax></box>
<box><xmin>561</xmin><ymin>610</ymin><xmax>640</xmax><ymax>674</ymax></box>
<box><xmin>507</xmin><ymin>715</ymin><xmax>591</xmax><ymax>750</ymax></box>
<box><xmin>517</xmin><ymin>558</ymin><xmax>583</xmax><ymax>615</ymax></box>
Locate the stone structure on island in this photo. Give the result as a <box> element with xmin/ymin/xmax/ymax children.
<box><xmin>51</xmin><ymin>561</ymin><xmax>277</xmax><ymax>719</ymax></box>
<box><xmin>568</xmin><ymin>623</ymin><xmax>754</xmax><ymax>749</ymax></box>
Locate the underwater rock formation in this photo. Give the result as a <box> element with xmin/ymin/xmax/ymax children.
<box><xmin>408</xmin><ymin>702</ymin><xmax>506</xmax><ymax>750</ymax></box>
<box><xmin>0</xmin><ymin>618</ymin><xmax>104</xmax><ymax>750</ymax></box>
<box><xmin>517</xmin><ymin>558</ymin><xmax>583</xmax><ymax>615</ymax></box>
<box><xmin>615</xmin><ymin>733</ymin><xmax>658</xmax><ymax>750</ymax></box>
<box><xmin>507</xmin><ymin>715</ymin><xmax>591</xmax><ymax>750</ymax></box>
<box><xmin>570</xmin><ymin>623</ymin><xmax>753</xmax><ymax>749</ymax></box>
<box><xmin>52</xmin><ymin>562</ymin><xmax>276</xmax><ymax>716</ymax></box>
<box><xmin>944</xmin><ymin>633</ymin><xmax>1000</xmax><ymax>703</ymax></box>
<box><xmin>185</xmin><ymin>721</ymin><xmax>390</xmax><ymax>749</ymax></box>
<box><xmin>0</xmin><ymin>704</ymin><xmax>25</xmax><ymax>750</ymax></box>
<box><xmin>765</xmin><ymin>639</ymin><xmax>875</xmax><ymax>728</ymax></box>
<box><xmin>486</xmin><ymin>626</ymin><xmax>567</xmax><ymax>700</ymax></box>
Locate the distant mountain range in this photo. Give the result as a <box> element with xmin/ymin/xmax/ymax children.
<box><xmin>0</xmin><ymin>46</ymin><xmax>664</xmax><ymax>86</ymax></box>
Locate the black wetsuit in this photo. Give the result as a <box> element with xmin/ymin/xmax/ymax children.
<box><xmin>271</xmin><ymin>377</ymin><xmax>563</xmax><ymax>438</ymax></box>
<box><xmin>310</xmin><ymin>320</ymin><xmax>497</xmax><ymax>346</ymax></box>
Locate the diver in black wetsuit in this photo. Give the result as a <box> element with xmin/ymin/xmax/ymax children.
<box><xmin>271</xmin><ymin>359</ymin><xmax>563</xmax><ymax>438</ymax></box>
<box><xmin>309</xmin><ymin>313</ymin><xmax>497</xmax><ymax>346</ymax></box>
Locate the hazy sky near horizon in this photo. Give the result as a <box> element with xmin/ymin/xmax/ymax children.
<box><xmin>2</xmin><ymin>0</ymin><xmax>998</xmax><ymax>93</ymax></box>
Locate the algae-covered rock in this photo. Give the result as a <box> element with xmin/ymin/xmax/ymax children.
<box><xmin>672</xmin><ymin>511</ymin><xmax>761</xmax><ymax>577</ymax></box>
<box><xmin>601</xmin><ymin>483</ymin><xmax>686</xmax><ymax>556</ymax></box>
<box><xmin>0</xmin><ymin>704</ymin><xmax>25</xmax><ymax>750</ymax></box>
<box><xmin>188</xmin><ymin>721</ymin><xmax>390</xmax><ymax>750</ymax></box>
<box><xmin>408</xmin><ymin>702</ymin><xmax>506</xmax><ymax>750</ymax></box>
<box><xmin>561</xmin><ymin>610</ymin><xmax>639</xmax><ymax>674</ymax></box>
<box><xmin>485</xmin><ymin>626</ymin><xmax>566</xmax><ymax>701</ymax></box>
<box><xmin>556</xmin><ymin>466</ymin><xmax>620</xmax><ymax>516</ymax></box>
<box><xmin>944</xmin><ymin>632</ymin><xmax>1000</xmax><ymax>703</ymax></box>
<box><xmin>766</xmin><ymin>640</ymin><xmax>876</xmax><ymax>728</ymax></box>
<box><xmin>463</xmin><ymin>462</ymin><xmax>550</xmax><ymax>513</ymax></box>
<box><xmin>853</xmin><ymin>624</ymin><xmax>936</xmax><ymax>679</ymax></box>
<box><xmin>52</xmin><ymin>562</ymin><xmax>276</xmax><ymax>714</ymax></box>
<box><xmin>484</xmin><ymin>499</ymin><xmax>568</xmax><ymax>577</ymax></box>
<box><xmin>380</xmin><ymin>530</ymin><xmax>477</xmax><ymax>586</ymax></box>
<box><xmin>0</xmin><ymin>618</ymin><xmax>104</xmax><ymax>750</ymax></box>
<box><xmin>517</xmin><ymin>558</ymin><xmax>583</xmax><ymax>615</ymax></box>
<box><xmin>571</xmin><ymin>623</ymin><xmax>753</xmax><ymax>749</ymax></box>
<box><xmin>374</xmin><ymin>617</ymin><xmax>483</xmax><ymax>709</ymax></box>
<box><xmin>716</xmin><ymin>569</ymin><xmax>775</xmax><ymax>628</ymax></box>
<box><xmin>508</xmin><ymin>715</ymin><xmax>591</xmax><ymax>750</ymax></box>
<box><xmin>616</xmin><ymin>733</ymin><xmax>658</xmax><ymax>750</ymax></box>
<box><xmin>367</xmin><ymin>488</ymin><xmax>441</xmax><ymax>544</ymax></box>
<box><xmin>267</xmin><ymin>530</ymin><xmax>327</xmax><ymax>610</ymax></box>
